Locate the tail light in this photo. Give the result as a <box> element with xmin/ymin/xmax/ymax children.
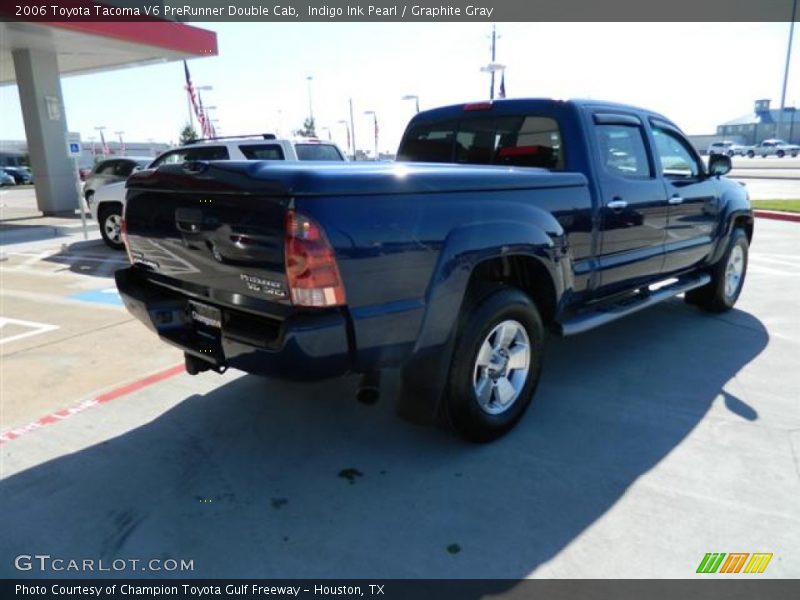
<box><xmin>285</xmin><ymin>210</ymin><xmax>346</xmax><ymax>307</ymax></box>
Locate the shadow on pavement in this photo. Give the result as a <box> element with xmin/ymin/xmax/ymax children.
<box><xmin>0</xmin><ymin>300</ymin><xmax>768</xmax><ymax>580</ymax></box>
<box><xmin>41</xmin><ymin>240</ymin><xmax>127</xmax><ymax>280</ymax></box>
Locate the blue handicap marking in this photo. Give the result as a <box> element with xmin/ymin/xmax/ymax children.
<box><xmin>69</xmin><ymin>287</ymin><xmax>123</xmax><ymax>307</ymax></box>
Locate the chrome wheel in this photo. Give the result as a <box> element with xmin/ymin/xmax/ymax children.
<box><xmin>472</xmin><ymin>319</ymin><xmax>530</xmax><ymax>415</ymax></box>
<box><xmin>104</xmin><ymin>213</ymin><xmax>122</xmax><ymax>245</ymax></box>
<box><xmin>724</xmin><ymin>244</ymin><xmax>744</xmax><ymax>300</ymax></box>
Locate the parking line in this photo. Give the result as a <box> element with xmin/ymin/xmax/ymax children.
<box><xmin>0</xmin><ymin>317</ymin><xmax>59</xmax><ymax>346</ymax></box>
<box><xmin>0</xmin><ymin>363</ymin><xmax>185</xmax><ymax>445</ymax></box>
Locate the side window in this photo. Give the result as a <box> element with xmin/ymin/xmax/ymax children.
<box><xmin>239</xmin><ymin>144</ymin><xmax>285</xmax><ymax>160</ymax></box>
<box><xmin>94</xmin><ymin>161</ymin><xmax>115</xmax><ymax>175</ymax></box>
<box><xmin>150</xmin><ymin>146</ymin><xmax>229</xmax><ymax>168</ymax></box>
<box><xmin>652</xmin><ymin>127</ymin><xmax>701</xmax><ymax>178</ymax></box>
<box><xmin>115</xmin><ymin>161</ymin><xmax>136</xmax><ymax>177</ymax></box>
<box><xmin>595</xmin><ymin>124</ymin><xmax>651</xmax><ymax>178</ymax></box>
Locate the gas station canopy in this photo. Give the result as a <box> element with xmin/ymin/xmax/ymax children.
<box><xmin>0</xmin><ymin>20</ymin><xmax>217</xmax><ymax>85</ymax></box>
<box><xmin>0</xmin><ymin>14</ymin><xmax>217</xmax><ymax>215</ymax></box>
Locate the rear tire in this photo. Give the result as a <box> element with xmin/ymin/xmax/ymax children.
<box><xmin>777</xmin><ymin>150</ymin><xmax>785</xmax><ymax>158</ymax></box>
<box><xmin>685</xmin><ymin>228</ymin><xmax>748</xmax><ymax>313</ymax></box>
<box><xmin>98</xmin><ymin>205</ymin><xmax>125</xmax><ymax>251</ymax></box>
<box><xmin>443</xmin><ymin>286</ymin><xmax>544</xmax><ymax>443</ymax></box>
<box><xmin>747</xmin><ymin>150</ymin><xmax>755</xmax><ymax>158</ymax></box>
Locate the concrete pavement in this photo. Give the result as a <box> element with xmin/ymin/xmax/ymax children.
<box><xmin>1</xmin><ymin>220</ymin><xmax>798</xmax><ymax>579</ymax></box>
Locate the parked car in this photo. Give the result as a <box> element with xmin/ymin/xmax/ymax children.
<box><xmin>91</xmin><ymin>135</ymin><xmax>347</xmax><ymax>249</ymax></box>
<box><xmin>745</xmin><ymin>139</ymin><xmax>800</xmax><ymax>158</ymax></box>
<box><xmin>2</xmin><ymin>166</ymin><xmax>33</xmax><ymax>184</ymax></box>
<box><xmin>0</xmin><ymin>168</ymin><xmax>17</xmax><ymax>186</ymax></box>
<box><xmin>116</xmin><ymin>98</ymin><xmax>752</xmax><ymax>442</ymax></box>
<box><xmin>707</xmin><ymin>140</ymin><xmax>746</xmax><ymax>157</ymax></box>
<box><xmin>83</xmin><ymin>157</ymin><xmax>151</xmax><ymax>202</ymax></box>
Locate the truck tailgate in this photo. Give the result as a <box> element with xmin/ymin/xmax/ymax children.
<box><xmin>123</xmin><ymin>163</ymin><xmax>292</xmax><ymax>309</ymax></box>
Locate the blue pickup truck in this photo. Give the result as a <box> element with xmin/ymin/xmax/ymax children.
<box><xmin>116</xmin><ymin>99</ymin><xmax>753</xmax><ymax>442</ymax></box>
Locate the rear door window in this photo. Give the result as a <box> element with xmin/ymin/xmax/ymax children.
<box><xmin>595</xmin><ymin>124</ymin><xmax>652</xmax><ymax>178</ymax></box>
<box><xmin>239</xmin><ymin>144</ymin><xmax>285</xmax><ymax>160</ymax></box>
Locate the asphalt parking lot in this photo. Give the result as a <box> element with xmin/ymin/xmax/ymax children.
<box><xmin>1</xmin><ymin>215</ymin><xmax>799</xmax><ymax>579</ymax></box>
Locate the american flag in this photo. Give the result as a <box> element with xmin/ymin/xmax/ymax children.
<box><xmin>184</xmin><ymin>61</ymin><xmax>202</xmax><ymax>130</ymax></box>
<box><xmin>198</xmin><ymin>93</ymin><xmax>210</xmax><ymax>138</ymax></box>
<box><xmin>498</xmin><ymin>72</ymin><xmax>506</xmax><ymax>99</ymax></box>
<box><xmin>373</xmin><ymin>113</ymin><xmax>379</xmax><ymax>149</ymax></box>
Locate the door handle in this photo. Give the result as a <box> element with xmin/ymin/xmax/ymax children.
<box><xmin>668</xmin><ymin>195</ymin><xmax>684</xmax><ymax>205</ymax></box>
<box><xmin>607</xmin><ymin>199</ymin><xmax>627</xmax><ymax>210</ymax></box>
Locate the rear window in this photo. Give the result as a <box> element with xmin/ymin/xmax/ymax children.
<box><xmin>294</xmin><ymin>144</ymin><xmax>343</xmax><ymax>161</ymax></box>
<box><xmin>398</xmin><ymin>115</ymin><xmax>564</xmax><ymax>169</ymax></box>
<box><xmin>239</xmin><ymin>144</ymin><xmax>285</xmax><ymax>160</ymax></box>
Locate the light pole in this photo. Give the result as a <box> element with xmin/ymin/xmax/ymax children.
<box><xmin>364</xmin><ymin>110</ymin><xmax>378</xmax><ymax>159</ymax></box>
<box><xmin>779</xmin><ymin>0</ymin><xmax>797</xmax><ymax>141</ymax></box>
<box><xmin>337</xmin><ymin>119</ymin><xmax>352</xmax><ymax>157</ymax></box>
<box><xmin>319</xmin><ymin>126</ymin><xmax>332</xmax><ymax>141</ymax></box>
<box><xmin>306</xmin><ymin>76</ymin><xmax>315</xmax><ymax>125</ymax></box>
<box><xmin>349</xmin><ymin>98</ymin><xmax>357</xmax><ymax>160</ymax></box>
<box><xmin>402</xmin><ymin>94</ymin><xmax>420</xmax><ymax>113</ymax></box>
<box><xmin>94</xmin><ymin>126</ymin><xmax>107</xmax><ymax>156</ymax></box>
<box><xmin>114</xmin><ymin>130</ymin><xmax>125</xmax><ymax>155</ymax></box>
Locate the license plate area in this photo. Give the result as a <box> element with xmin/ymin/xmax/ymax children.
<box><xmin>188</xmin><ymin>300</ymin><xmax>222</xmax><ymax>330</ymax></box>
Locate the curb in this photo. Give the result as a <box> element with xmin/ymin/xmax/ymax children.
<box><xmin>753</xmin><ymin>210</ymin><xmax>800</xmax><ymax>223</ymax></box>
<box><xmin>0</xmin><ymin>222</ymin><xmax>98</xmax><ymax>246</ymax></box>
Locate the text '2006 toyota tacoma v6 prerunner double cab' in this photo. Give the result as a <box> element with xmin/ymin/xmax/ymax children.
<box><xmin>116</xmin><ymin>99</ymin><xmax>753</xmax><ymax>442</ymax></box>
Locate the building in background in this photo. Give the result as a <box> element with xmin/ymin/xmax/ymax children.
<box><xmin>716</xmin><ymin>99</ymin><xmax>800</xmax><ymax>145</ymax></box>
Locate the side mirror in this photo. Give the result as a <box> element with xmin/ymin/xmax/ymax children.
<box><xmin>708</xmin><ymin>154</ymin><xmax>732</xmax><ymax>177</ymax></box>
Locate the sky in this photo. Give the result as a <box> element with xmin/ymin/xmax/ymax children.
<box><xmin>1</xmin><ymin>22</ymin><xmax>798</xmax><ymax>155</ymax></box>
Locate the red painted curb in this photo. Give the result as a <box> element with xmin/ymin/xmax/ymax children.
<box><xmin>753</xmin><ymin>210</ymin><xmax>800</xmax><ymax>223</ymax></box>
<box><xmin>0</xmin><ymin>364</ymin><xmax>185</xmax><ymax>445</ymax></box>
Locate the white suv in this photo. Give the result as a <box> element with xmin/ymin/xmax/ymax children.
<box><xmin>90</xmin><ymin>135</ymin><xmax>347</xmax><ymax>249</ymax></box>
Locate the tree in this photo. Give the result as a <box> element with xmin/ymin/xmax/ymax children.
<box><xmin>294</xmin><ymin>117</ymin><xmax>316</xmax><ymax>138</ymax></box>
<box><xmin>179</xmin><ymin>123</ymin><xmax>199</xmax><ymax>145</ymax></box>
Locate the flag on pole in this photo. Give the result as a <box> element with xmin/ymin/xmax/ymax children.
<box><xmin>184</xmin><ymin>60</ymin><xmax>202</xmax><ymax>130</ymax></box>
<box><xmin>498</xmin><ymin>72</ymin><xmax>506</xmax><ymax>99</ymax></box>
<box><xmin>197</xmin><ymin>93</ymin><xmax>209</xmax><ymax>138</ymax></box>
<box><xmin>99</xmin><ymin>129</ymin><xmax>110</xmax><ymax>156</ymax></box>
<box><xmin>373</xmin><ymin>114</ymin><xmax>379</xmax><ymax>149</ymax></box>
<box><xmin>118</xmin><ymin>134</ymin><xmax>126</xmax><ymax>156</ymax></box>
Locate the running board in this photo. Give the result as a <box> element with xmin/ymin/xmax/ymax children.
<box><xmin>559</xmin><ymin>274</ymin><xmax>711</xmax><ymax>336</ymax></box>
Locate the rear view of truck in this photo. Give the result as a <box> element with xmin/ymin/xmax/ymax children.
<box><xmin>117</xmin><ymin>160</ymin><xmax>352</xmax><ymax>380</ymax></box>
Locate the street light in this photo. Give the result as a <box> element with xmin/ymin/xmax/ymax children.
<box><xmin>480</xmin><ymin>63</ymin><xmax>505</xmax><ymax>100</ymax></box>
<box><xmin>336</xmin><ymin>119</ymin><xmax>352</xmax><ymax>157</ymax></box>
<box><xmin>94</xmin><ymin>126</ymin><xmax>108</xmax><ymax>156</ymax></box>
<box><xmin>402</xmin><ymin>94</ymin><xmax>420</xmax><ymax>113</ymax></box>
<box><xmin>364</xmin><ymin>110</ymin><xmax>378</xmax><ymax>160</ymax></box>
<box><xmin>319</xmin><ymin>126</ymin><xmax>332</xmax><ymax>141</ymax></box>
<box><xmin>114</xmin><ymin>130</ymin><xmax>125</xmax><ymax>155</ymax></box>
<box><xmin>306</xmin><ymin>75</ymin><xmax>314</xmax><ymax>124</ymax></box>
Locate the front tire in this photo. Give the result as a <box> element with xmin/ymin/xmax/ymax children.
<box><xmin>443</xmin><ymin>286</ymin><xmax>544</xmax><ymax>443</ymax></box>
<box><xmin>685</xmin><ymin>228</ymin><xmax>749</xmax><ymax>313</ymax></box>
<box><xmin>777</xmin><ymin>150</ymin><xmax>785</xmax><ymax>158</ymax></box>
<box><xmin>747</xmin><ymin>150</ymin><xmax>755</xmax><ymax>158</ymax></box>
<box><xmin>98</xmin><ymin>205</ymin><xmax>125</xmax><ymax>251</ymax></box>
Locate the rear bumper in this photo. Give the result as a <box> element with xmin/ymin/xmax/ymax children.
<box><xmin>115</xmin><ymin>267</ymin><xmax>352</xmax><ymax>380</ymax></box>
